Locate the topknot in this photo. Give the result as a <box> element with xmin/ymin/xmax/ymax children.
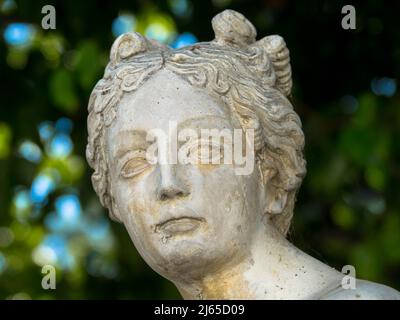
<box><xmin>212</xmin><ymin>9</ymin><xmax>257</xmax><ymax>47</ymax></box>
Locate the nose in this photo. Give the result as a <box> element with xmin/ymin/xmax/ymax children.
<box><xmin>157</xmin><ymin>164</ymin><xmax>189</xmax><ymax>201</ymax></box>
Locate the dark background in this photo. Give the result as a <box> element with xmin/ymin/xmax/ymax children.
<box><xmin>0</xmin><ymin>0</ymin><xmax>399</xmax><ymax>299</ymax></box>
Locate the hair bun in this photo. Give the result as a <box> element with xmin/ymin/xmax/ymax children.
<box><xmin>212</xmin><ymin>9</ymin><xmax>257</xmax><ymax>47</ymax></box>
<box><xmin>110</xmin><ymin>32</ymin><xmax>149</xmax><ymax>64</ymax></box>
<box><xmin>256</xmin><ymin>35</ymin><xmax>292</xmax><ymax>96</ymax></box>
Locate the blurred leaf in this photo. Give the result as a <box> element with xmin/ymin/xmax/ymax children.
<box><xmin>365</xmin><ymin>165</ymin><xmax>387</xmax><ymax>191</ymax></box>
<box><xmin>331</xmin><ymin>204</ymin><xmax>356</xmax><ymax>229</ymax></box>
<box><xmin>39</xmin><ymin>34</ymin><xmax>64</xmax><ymax>67</ymax></box>
<box><xmin>0</xmin><ymin>122</ymin><xmax>12</xmax><ymax>159</ymax></box>
<box><xmin>74</xmin><ymin>41</ymin><xmax>104</xmax><ymax>90</ymax></box>
<box><xmin>350</xmin><ymin>244</ymin><xmax>383</xmax><ymax>282</ymax></box>
<box><xmin>339</xmin><ymin>127</ymin><xmax>374</xmax><ymax>166</ymax></box>
<box><xmin>49</xmin><ymin>69</ymin><xmax>79</xmax><ymax>113</ymax></box>
<box><xmin>39</xmin><ymin>156</ymin><xmax>85</xmax><ymax>184</ymax></box>
<box><xmin>379</xmin><ymin>213</ymin><xmax>400</xmax><ymax>264</ymax></box>
<box><xmin>6</xmin><ymin>47</ymin><xmax>29</xmax><ymax>69</ymax></box>
<box><xmin>352</xmin><ymin>93</ymin><xmax>377</xmax><ymax>128</ymax></box>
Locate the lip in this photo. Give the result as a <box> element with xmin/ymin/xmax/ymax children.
<box><xmin>156</xmin><ymin>217</ymin><xmax>204</xmax><ymax>235</ymax></box>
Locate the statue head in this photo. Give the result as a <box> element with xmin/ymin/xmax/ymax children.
<box><xmin>86</xmin><ymin>10</ymin><xmax>306</xmax><ymax>281</ymax></box>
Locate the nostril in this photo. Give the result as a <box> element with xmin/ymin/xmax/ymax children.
<box><xmin>160</xmin><ymin>193</ymin><xmax>168</xmax><ymax>201</ymax></box>
<box><xmin>175</xmin><ymin>191</ymin><xmax>184</xmax><ymax>198</ymax></box>
<box><xmin>157</xmin><ymin>165</ymin><xmax>189</xmax><ymax>200</ymax></box>
<box><xmin>159</xmin><ymin>188</ymin><xmax>187</xmax><ymax>201</ymax></box>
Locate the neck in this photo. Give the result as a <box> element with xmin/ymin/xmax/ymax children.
<box><xmin>173</xmin><ymin>222</ymin><xmax>343</xmax><ymax>300</ymax></box>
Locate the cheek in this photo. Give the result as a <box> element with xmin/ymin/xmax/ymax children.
<box><xmin>200</xmin><ymin>168</ymin><xmax>248</xmax><ymax>224</ymax></box>
<box><xmin>198</xmin><ymin>170</ymin><xmax>255</xmax><ymax>258</ymax></box>
<box><xmin>207</xmin><ymin>167</ymin><xmax>262</xmax><ymax>230</ymax></box>
<box><xmin>113</xmin><ymin>179</ymin><xmax>163</xmax><ymax>259</ymax></box>
<box><xmin>113</xmin><ymin>178</ymin><xmax>155</xmax><ymax>232</ymax></box>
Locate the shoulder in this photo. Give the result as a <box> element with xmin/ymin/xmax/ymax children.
<box><xmin>321</xmin><ymin>279</ymin><xmax>400</xmax><ymax>300</ymax></box>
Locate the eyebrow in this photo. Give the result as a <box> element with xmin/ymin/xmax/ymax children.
<box><xmin>111</xmin><ymin>116</ymin><xmax>233</xmax><ymax>158</ymax></box>
<box><xmin>112</xmin><ymin>129</ymin><xmax>149</xmax><ymax>159</ymax></box>
<box><xmin>177</xmin><ymin>115</ymin><xmax>231</xmax><ymax>130</ymax></box>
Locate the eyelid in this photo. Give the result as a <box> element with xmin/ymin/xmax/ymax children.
<box><xmin>118</xmin><ymin>149</ymin><xmax>146</xmax><ymax>161</ymax></box>
<box><xmin>118</xmin><ymin>149</ymin><xmax>150</xmax><ymax>178</ymax></box>
<box><xmin>189</xmin><ymin>139</ymin><xmax>224</xmax><ymax>153</ymax></box>
<box><xmin>187</xmin><ymin>139</ymin><xmax>224</xmax><ymax>163</ymax></box>
<box><xmin>186</xmin><ymin>139</ymin><xmax>222</xmax><ymax>149</ymax></box>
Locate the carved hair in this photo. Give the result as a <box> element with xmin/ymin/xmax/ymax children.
<box><xmin>86</xmin><ymin>10</ymin><xmax>306</xmax><ymax>235</ymax></box>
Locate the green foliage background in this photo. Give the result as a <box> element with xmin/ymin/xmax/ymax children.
<box><xmin>0</xmin><ymin>0</ymin><xmax>399</xmax><ymax>299</ymax></box>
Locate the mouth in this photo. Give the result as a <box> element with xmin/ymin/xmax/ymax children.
<box><xmin>156</xmin><ymin>217</ymin><xmax>204</xmax><ymax>235</ymax></box>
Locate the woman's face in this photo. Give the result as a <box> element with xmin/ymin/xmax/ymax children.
<box><xmin>106</xmin><ymin>69</ymin><xmax>266</xmax><ymax>280</ymax></box>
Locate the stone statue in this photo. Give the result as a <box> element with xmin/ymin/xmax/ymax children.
<box><xmin>86</xmin><ymin>10</ymin><xmax>400</xmax><ymax>299</ymax></box>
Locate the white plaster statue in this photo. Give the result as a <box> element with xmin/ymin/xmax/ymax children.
<box><xmin>86</xmin><ymin>10</ymin><xmax>400</xmax><ymax>299</ymax></box>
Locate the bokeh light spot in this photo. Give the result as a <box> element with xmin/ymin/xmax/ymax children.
<box><xmin>340</xmin><ymin>95</ymin><xmax>359</xmax><ymax>114</ymax></box>
<box><xmin>38</xmin><ymin>121</ymin><xmax>55</xmax><ymax>142</ymax></box>
<box><xmin>171</xmin><ymin>32</ymin><xmax>198</xmax><ymax>49</ymax></box>
<box><xmin>371</xmin><ymin>77</ymin><xmax>397</xmax><ymax>97</ymax></box>
<box><xmin>0</xmin><ymin>252</ymin><xmax>7</xmax><ymax>274</ymax></box>
<box><xmin>30</xmin><ymin>174</ymin><xmax>55</xmax><ymax>204</ymax></box>
<box><xmin>49</xmin><ymin>134</ymin><xmax>73</xmax><ymax>158</ymax></box>
<box><xmin>32</xmin><ymin>244</ymin><xmax>57</xmax><ymax>266</ymax></box>
<box><xmin>1</xmin><ymin>0</ymin><xmax>17</xmax><ymax>14</ymax></box>
<box><xmin>169</xmin><ymin>0</ymin><xmax>193</xmax><ymax>18</ymax></box>
<box><xmin>0</xmin><ymin>227</ymin><xmax>15</xmax><ymax>248</ymax></box>
<box><xmin>14</xmin><ymin>189</ymin><xmax>31</xmax><ymax>211</ymax></box>
<box><xmin>55</xmin><ymin>194</ymin><xmax>81</xmax><ymax>228</ymax></box>
<box><xmin>3</xmin><ymin>22</ymin><xmax>35</xmax><ymax>47</ymax></box>
<box><xmin>112</xmin><ymin>14</ymin><xmax>136</xmax><ymax>37</ymax></box>
<box><xmin>19</xmin><ymin>140</ymin><xmax>42</xmax><ymax>163</ymax></box>
<box><xmin>55</xmin><ymin>117</ymin><xmax>73</xmax><ymax>135</ymax></box>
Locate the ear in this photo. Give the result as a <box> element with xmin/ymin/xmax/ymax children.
<box><xmin>108</xmin><ymin>189</ymin><xmax>123</xmax><ymax>223</ymax></box>
<box><xmin>110</xmin><ymin>201</ymin><xmax>123</xmax><ymax>223</ymax></box>
<box><xmin>265</xmin><ymin>187</ymin><xmax>288</xmax><ymax>215</ymax></box>
<box><xmin>258</xmin><ymin>162</ymin><xmax>288</xmax><ymax>216</ymax></box>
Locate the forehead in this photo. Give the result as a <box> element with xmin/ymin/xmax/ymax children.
<box><xmin>107</xmin><ymin>69</ymin><xmax>232</xmax><ymax>139</ymax></box>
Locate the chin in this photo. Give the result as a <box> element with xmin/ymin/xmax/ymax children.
<box><xmin>152</xmin><ymin>239</ymin><xmax>222</xmax><ymax>273</ymax></box>
<box><xmin>162</xmin><ymin>238</ymin><xmax>207</xmax><ymax>262</ymax></box>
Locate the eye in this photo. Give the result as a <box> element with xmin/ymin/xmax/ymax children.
<box><xmin>188</xmin><ymin>140</ymin><xmax>224</xmax><ymax>165</ymax></box>
<box><xmin>120</xmin><ymin>151</ymin><xmax>152</xmax><ymax>178</ymax></box>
